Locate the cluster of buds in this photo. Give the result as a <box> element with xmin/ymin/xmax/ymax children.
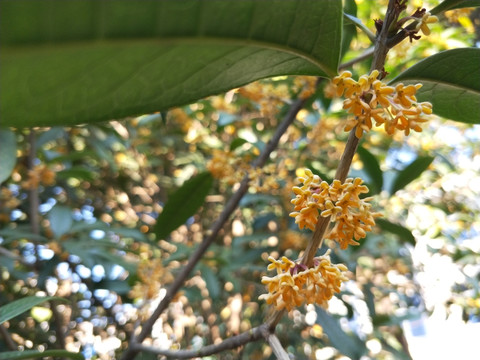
<box><xmin>290</xmin><ymin>169</ymin><xmax>380</xmax><ymax>249</ymax></box>
<box><xmin>238</xmin><ymin>81</ymin><xmax>290</xmax><ymax>118</ymax></box>
<box><xmin>293</xmin><ymin>76</ymin><xmax>318</xmax><ymax>100</ymax></box>
<box><xmin>207</xmin><ymin>149</ymin><xmax>281</xmax><ymax>192</ymax></box>
<box><xmin>129</xmin><ymin>258</ymin><xmax>173</xmax><ymax>301</ymax></box>
<box><xmin>207</xmin><ymin>149</ymin><xmax>248</xmax><ymax>186</ymax></box>
<box><xmin>259</xmin><ymin>251</ymin><xmax>348</xmax><ymax>311</ymax></box>
<box><xmin>21</xmin><ymin>165</ymin><xmax>56</xmax><ymax>190</ymax></box>
<box><xmin>331</xmin><ymin>70</ymin><xmax>432</xmax><ymax>138</ymax></box>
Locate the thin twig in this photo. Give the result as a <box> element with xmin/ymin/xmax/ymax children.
<box><xmin>261</xmin><ymin>328</ymin><xmax>290</xmax><ymax>360</ymax></box>
<box><xmin>339</xmin><ymin>47</ymin><xmax>375</xmax><ymax>71</ymax></box>
<box><xmin>131</xmin><ymin>323</ymin><xmax>269</xmax><ymax>359</ymax></box>
<box><xmin>121</xmin><ymin>98</ymin><xmax>307</xmax><ymax>360</ymax></box>
<box><xmin>300</xmin><ymin>0</ymin><xmax>398</xmax><ymax>268</ymax></box>
<box><xmin>27</xmin><ymin>130</ymin><xmax>40</xmax><ymax>241</ymax></box>
<box><xmin>372</xmin><ymin>0</ymin><xmax>399</xmax><ymax>72</ymax></box>
<box><xmin>0</xmin><ymin>246</ymin><xmax>34</xmax><ymax>268</ymax></box>
<box><xmin>0</xmin><ymin>324</ymin><xmax>17</xmax><ymax>351</ymax></box>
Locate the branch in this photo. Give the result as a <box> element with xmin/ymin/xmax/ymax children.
<box><xmin>131</xmin><ymin>323</ymin><xmax>269</xmax><ymax>359</ymax></box>
<box><xmin>0</xmin><ymin>246</ymin><xmax>34</xmax><ymax>268</ymax></box>
<box><xmin>27</xmin><ymin>130</ymin><xmax>40</xmax><ymax>239</ymax></box>
<box><xmin>121</xmin><ymin>98</ymin><xmax>307</xmax><ymax>360</ymax></box>
<box><xmin>261</xmin><ymin>330</ymin><xmax>290</xmax><ymax>360</ymax></box>
<box><xmin>0</xmin><ymin>324</ymin><xmax>17</xmax><ymax>351</ymax></box>
<box><xmin>371</xmin><ymin>0</ymin><xmax>398</xmax><ymax>72</ymax></box>
<box><xmin>300</xmin><ymin>0</ymin><xmax>397</xmax><ymax>268</ymax></box>
<box><xmin>339</xmin><ymin>47</ymin><xmax>375</xmax><ymax>71</ymax></box>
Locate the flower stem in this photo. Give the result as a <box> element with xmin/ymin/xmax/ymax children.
<box><xmin>300</xmin><ymin>0</ymin><xmax>397</xmax><ymax>267</ymax></box>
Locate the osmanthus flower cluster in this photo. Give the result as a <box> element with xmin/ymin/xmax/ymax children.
<box><xmin>259</xmin><ymin>251</ymin><xmax>348</xmax><ymax>311</ymax></box>
<box><xmin>290</xmin><ymin>169</ymin><xmax>381</xmax><ymax>249</ymax></box>
<box><xmin>260</xmin><ymin>169</ymin><xmax>380</xmax><ymax>311</ymax></box>
<box><xmin>207</xmin><ymin>148</ymin><xmax>282</xmax><ymax>192</ymax></box>
<box><xmin>331</xmin><ymin>70</ymin><xmax>433</xmax><ymax>138</ymax></box>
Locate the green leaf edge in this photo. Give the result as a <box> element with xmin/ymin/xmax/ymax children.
<box><xmin>391</xmin><ymin>156</ymin><xmax>434</xmax><ymax>194</ymax></box>
<box><xmin>431</xmin><ymin>0</ymin><xmax>480</xmax><ymax>15</ymax></box>
<box><xmin>153</xmin><ymin>172</ymin><xmax>214</xmax><ymax>239</ymax></box>
<box><xmin>0</xmin><ymin>296</ymin><xmax>68</xmax><ymax>324</ymax></box>
<box><xmin>0</xmin><ymin>350</ymin><xmax>84</xmax><ymax>360</ymax></box>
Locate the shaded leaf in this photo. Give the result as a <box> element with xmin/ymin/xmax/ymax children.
<box><xmin>94</xmin><ymin>280</ymin><xmax>131</xmax><ymax>295</ymax></box>
<box><xmin>391</xmin><ymin>48</ymin><xmax>480</xmax><ymax>124</ymax></box>
<box><xmin>230</xmin><ymin>138</ymin><xmax>248</xmax><ymax>151</ymax></box>
<box><xmin>0</xmin><ymin>350</ymin><xmax>84</xmax><ymax>360</ymax></box>
<box><xmin>56</xmin><ymin>168</ymin><xmax>97</xmax><ymax>182</ymax></box>
<box><xmin>341</xmin><ymin>0</ymin><xmax>358</xmax><ymax>59</ymax></box>
<box><xmin>199</xmin><ymin>264</ymin><xmax>221</xmax><ymax>299</ymax></box>
<box><xmin>0</xmin><ymin>296</ymin><xmax>66</xmax><ymax>324</ymax></box>
<box><xmin>316</xmin><ymin>307</ymin><xmax>367</xmax><ymax>360</ymax></box>
<box><xmin>431</xmin><ymin>0</ymin><xmax>480</xmax><ymax>15</ymax></box>
<box><xmin>48</xmin><ymin>205</ymin><xmax>73</xmax><ymax>238</ymax></box>
<box><xmin>357</xmin><ymin>146</ymin><xmax>383</xmax><ymax>195</ymax></box>
<box><xmin>376</xmin><ymin>218</ymin><xmax>415</xmax><ymax>245</ymax></box>
<box><xmin>37</xmin><ymin>128</ymin><xmax>66</xmax><ymax>149</ymax></box>
<box><xmin>390</xmin><ymin>155</ymin><xmax>434</xmax><ymax>194</ymax></box>
<box><xmin>0</xmin><ymin>0</ymin><xmax>343</xmax><ymax>128</ymax></box>
<box><xmin>0</xmin><ymin>129</ymin><xmax>17</xmax><ymax>184</ymax></box>
<box><xmin>343</xmin><ymin>13</ymin><xmax>375</xmax><ymax>43</ymax></box>
<box><xmin>364</xmin><ymin>283</ymin><xmax>376</xmax><ymax>317</ymax></box>
<box><xmin>153</xmin><ymin>172</ymin><xmax>213</xmax><ymax>239</ymax></box>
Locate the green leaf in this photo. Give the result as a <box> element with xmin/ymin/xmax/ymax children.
<box><xmin>376</xmin><ymin>218</ymin><xmax>415</xmax><ymax>245</ymax></box>
<box><xmin>391</xmin><ymin>48</ymin><xmax>480</xmax><ymax>124</ymax></box>
<box><xmin>0</xmin><ymin>129</ymin><xmax>17</xmax><ymax>184</ymax></box>
<box><xmin>56</xmin><ymin>168</ymin><xmax>97</xmax><ymax>182</ymax></box>
<box><xmin>0</xmin><ymin>350</ymin><xmax>84</xmax><ymax>360</ymax></box>
<box><xmin>431</xmin><ymin>0</ymin><xmax>480</xmax><ymax>15</ymax></box>
<box><xmin>316</xmin><ymin>307</ymin><xmax>367</xmax><ymax>360</ymax></box>
<box><xmin>357</xmin><ymin>146</ymin><xmax>383</xmax><ymax>195</ymax></box>
<box><xmin>199</xmin><ymin>264</ymin><xmax>221</xmax><ymax>299</ymax></box>
<box><xmin>363</xmin><ymin>283</ymin><xmax>376</xmax><ymax>317</ymax></box>
<box><xmin>0</xmin><ymin>296</ymin><xmax>66</xmax><ymax>324</ymax></box>
<box><xmin>48</xmin><ymin>205</ymin><xmax>73</xmax><ymax>238</ymax></box>
<box><xmin>341</xmin><ymin>0</ymin><xmax>358</xmax><ymax>59</ymax></box>
<box><xmin>0</xmin><ymin>0</ymin><xmax>343</xmax><ymax>128</ymax></box>
<box><xmin>390</xmin><ymin>155</ymin><xmax>434</xmax><ymax>194</ymax></box>
<box><xmin>230</xmin><ymin>138</ymin><xmax>248</xmax><ymax>151</ymax></box>
<box><xmin>343</xmin><ymin>13</ymin><xmax>376</xmax><ymax>44</ymax></box>
<box><xmin>94</xmin><ymin>280</ymin><xmax>131</xmax><ymax>295</ymax></box>
<box><xmin>153</xmin><ymin>172</ymin><xmax>213</xmax><ymax>240</ymax></box>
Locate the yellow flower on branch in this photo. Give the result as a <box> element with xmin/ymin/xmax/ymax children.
<box><xmin>330</xmin><ymin>70</ymin><xmax>433</xmax><ymax>138</ymax></box>
<box><xmin>415</xmin><ymin>11</ymin><xmax>438</xmax><ymax>36</ymax></box>
<box><xmin>290</xmin><ymin>169</ymin><xmax>380</xmax><ymax>249</ymax></box>
<box><xmin>259</xmin><ymin>250</ymin><xmax>349</xmax><ymax>311</ymax></box>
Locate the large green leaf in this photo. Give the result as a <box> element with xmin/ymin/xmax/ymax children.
<box><xmin>0</xmin><ymin>350</ymin><xmax>84</xmax><ymax>360</ymax></box>
<box><xmin>0</xmin><ymin>0</ymin><xmax>343</xmax><ymax>128</ymax></box>
<box><xmin>391</xmin><ymin>48</ymin><xmax>480</xmax><ymax>124</ymax></box>
<box><xmin>390</xmin><ymin>155</ymin><xmax>434</xmax><ymax>194</ymax></box>
<box><xmin>0</xmin><ymin>129</ymin><xmax>17</xmax><ymax>184</ymax></box>
<box><xmin>431</xmin><ymin>0</ymin><xmax>480</xmax><ymax>15</ymax></box>
<box><xmin>153</xmin><ymin>172</ymin><xmax>213</xmax><ymax>240</ymax></box>
<box><xmin>0</xmin><ymin>296</ymin><xmax>66</xmax><ymax>324</ymax></box>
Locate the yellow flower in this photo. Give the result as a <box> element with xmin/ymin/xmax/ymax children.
<box><xmin>129</xmin><ymin>258</ymin><xmax>173</xmax><ymax>300</ymax></box>
<box><xmin>416</xmin><ymin>12</ymin><xmax>438</xmax><ymax>36</ymax></box>
<box><xmin>330</xmin><ymin>71</ymin><xmax>433</xmax><ymax>138</ymax></box>
<box><xmin>290</xmin><ymin>170</ymin><xmax>380</xmax><ymax>249</ymax></box>
<box><xmin>259</xmin><ymin>251</ymin><xmax>348</xmax><ymax>311</ymax></box>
